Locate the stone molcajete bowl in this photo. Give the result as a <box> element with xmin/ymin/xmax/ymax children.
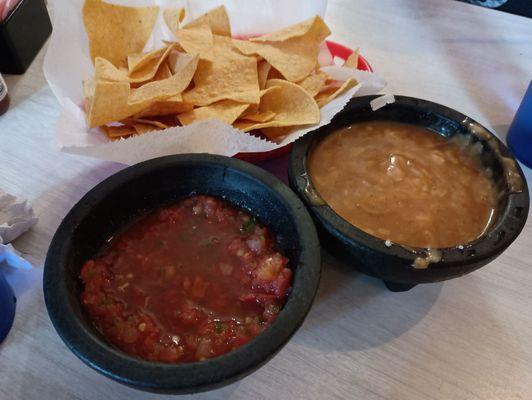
<box><xmin>44</xmin><ymin>154</ymin><xmax>321</xmax><ymax>394</ymax></box>
<box><xmin>289</xmin><ymin>95</ymin><xmax>529</xmax><ymax>292</ymax></box>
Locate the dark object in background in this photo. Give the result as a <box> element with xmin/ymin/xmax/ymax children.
<box><xmin>0</xmin><ymin>72</ymin><xmax>9</xmax><ymax>114</ymax></box>
<box><xmin>289</xmin><ymin>95</ymin><xmax>529</xmax><ymax>292</ymax></box>
<box><xmin>0</xmin><ymin>0</ymin><xmax>52</xmax><ymax>74</ymax></box>
<box><xmin>0</xmin><ymin>269</ymin><xmax>16</xmax><ymax>343</ymax></box>
<box><xmin>507</xmin><ymin>81</ymin><xmax>532</xmax><ymax>169</ymax></box>
<box><xmin>458</xmin><ymin>0</ymin><xmax>532</xmax><ymax>18</ymax></box>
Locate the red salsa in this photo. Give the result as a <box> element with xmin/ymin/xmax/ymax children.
<box><xmin>80</xmin><ymin>195</ymin><xmax>292</xmax><ymax>363</ymax></box>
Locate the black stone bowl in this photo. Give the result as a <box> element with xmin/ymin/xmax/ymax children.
<box><xmin>44</xmin><ymin>154</ymin><xmax>320</xmax><ymax>394</ymax></box>
<box><xmin>289</xmin><ymin>95</ymin><xmax>529</xmax><ymax>292</ymax></box>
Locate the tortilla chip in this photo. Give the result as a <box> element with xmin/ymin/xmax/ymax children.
<box><xmin>128</xmin><ymin>53</ymin><xmax>199</xmax><ymax>104</ymax></box>
<box><xmin>163</xmin><ymin>7</ymin><xmax>185</xmax><ymax>34</ymax></box>
<box><xmin>315</xmin><ymin>78</ymin><xmax>358</xmax><ymax>107</ymax></box>
<box><xmin>260</xmin><ymin>126</ymin><xmax>295</xmax><ymax>139</ymax></box>
<box><xmin>82</xmin><ymin>0</ymin><xmax>159</xmax><ymax>65</ymax></box>
<box><xmin>212</xmin><ymin>35</ymin><xmax>245</xmax><ymax>59</ymax></box>
<box><xmin>132</xmin><ymin>94</ymin><xmax>193</xmax><ymax>118</ymax></box>
<box><xmin>267</xmin><ymin>67</ymin><xmax>284</xmax><ymax>80</ymax></box>
<box><xmin>233</xmin><ymin>119</ymin><xmax>277</xmax><ymax>133</ymax></box>
<box><xmin>250</xmin><ymin>16</ymin><xmax>330</xmax><ymax>43</ymax></box>
<box><xmin>130</xmin><ymin>45</ymin><xmax>177</xmax><ymax>81</ymax></box>
<box><xmin>240</xmin><ymin>86</ymin><xmax>281</xmax><ymax>118</ymax></box>
<box><xmin>94</xmin><ymin>46</ymin><xmax>176</xmax><ymax>84</ymax></box>
<box><xmin>94</xmin><ymin>57</ymin><xmax>129</xmax><ymax>82</ymax></box>
<box><xmin>233</xmin><ymin>16</ymin><xmax>330</xmax><ymax>82</ymax></box>
<box><xmin>153</xmin><ymin>60</ymin><xmax>173</xmax><ymax>81</ymax></box>
<box><xmin>260</xmin><ymin>79</ymin><xmax>319</xmax><ymax>125</ymax></box>
<box><xmin>177</xmin><ymin>25</ymin><xmax>214</xmax><ymax>60</ymax></box>
<box><xmin>257</xmin><ymin>60</ymin><xmax>271</xmax><ymax>89</ymax></box>
<box><xmin>131</xmin><ymin>122</ymin><xmax>165</xmax><ymax>135</ymax></box>
<box><xmin>241</xmin><ymin>111</ymin><xmax>276</xmax><ymax>123</ymax></box>
<box><xmin>297</xmin><ymin>71</ymin><xmax>328</xmax><ymax>97</ymax></box>
<box><xmin>234</xmin><ymin>79</ymin><xmax>319</xmax><ymax>132</ymax></box>
<box><xmin>178</xmin><ymin>100</ymin><xmax>249</xmax><ymax>125</ymax></box>
<box><xmin>88</xmin><ymin>81</ymin><xmax>135</xmax><ymax>127</ymax></box>
<box><xmin>183</xmin><ymin>56</ymin><xmax>260</xmax><ymax>106</ymax></box>
<box><xmin>343</xmin><ymin>49</ymin><xmax>360</xmax><ymax>68</ymax></box>
<box><xmin>233</xmin><ymin>38</ymin><xmax>317</xmax><ymax>82</ymax></box>
<box><xmin>102</xmin><ymin>124</ymin><xmax>137</xmax><ymax>140</ymax></box>
<box><xmin>123</xmin><ymin>118</ymin><xmax>169</xmax><ymax>129</ymax></box>
<box><xmin>177</xmin><ymin>27</ymin><xmax>241</xmax><ymax>62</ymax></box>
<box><xmin>182</xmin><ymin>5</ymin><xmax>231</xmax><ymax>37</ymax></box>
<box><xmin>128</xmin><ymin>47</ymin><xmax>165</xmax><ymax>74</ymax></box>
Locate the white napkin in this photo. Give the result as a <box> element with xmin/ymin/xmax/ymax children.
<box><xmin>0</xmin><ymin>190</ymin><xmax>38</xmax><ymax>270</ymax></box>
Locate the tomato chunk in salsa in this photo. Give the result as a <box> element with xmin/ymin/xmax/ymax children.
<box><xmin>80</xmin><ymin>195</ymin><xmax>292</xmax><ymax>363</ymax></box>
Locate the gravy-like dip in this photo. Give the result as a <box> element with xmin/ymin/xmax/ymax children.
<box><xmin>308</xmin><ymin>121</ymin><xmax>497</xmax><ymax>248</ymax></box>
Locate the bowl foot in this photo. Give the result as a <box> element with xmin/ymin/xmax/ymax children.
<box><xmin>383</xmin><ymin>281</ymin><xmax>416</xmax><ymax>292</ymax></box>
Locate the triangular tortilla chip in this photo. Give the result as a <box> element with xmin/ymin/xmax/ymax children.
<box><xmin>234</xmin><ymin>79</ymin><xmax>319</xmax><ymax>132</ymax></box>
<box><xmin>241</xmin><ymin>111</ymin><xmax>276</xmax><ymax>123</ymax></box>
<box><xmin>343</xmin><ymin>49</ymin><xmax>360</xmax><ymax>68</ymax></box>
<box><xmin>128</xmin><ymin>47</ymin><xmax>166</xmax><ymax>75</ymax></box>
<box><xmin>88</xmin><ymin>81</ymin><xmax>136</xmax><ymax>127</ymax></box>
<box><xmin>129</xmin><ymin>53</ymin><xmax>199</xmax><ymax>104</ymax></box>
<box><xmin>122</xmin><ymin>118</ymin><xmax>169</xmax><ymax>129</ymax></box>
<box><xmin>102</xmin><ymin>124</ymin><xmax>137</xmax><ymax>140</ymax></box>
<box><xmin>257</xmin><ymin>60</ymin><xmax>271</xmax><ymax>90</ymax></box>
<box><xmin>240</xmin><ymin>86</ymin><xmax>281</xmax><ymax>118</ymax></box>
<box><xmin>260</xmin><ymin>126</ymin><xmax>295</xmax><ymax>140</ymax></box>
<box><xmin>178</xmin><ymin>27</ymin><xmax>241</xmax><ymax>62</ymax></box>
<box><xmin>132</xmin><ymin>94</ymin><xmax>193</xmax><ymax>118</ymax></box>
<box><xmin>297</xmin><ymin>71</ymin><xmax>329</xmax><ymax>97</ymax></box>
<box><xmin>153</xmin><ymin>60</ymin><xmax>173</xmax><ymax>81</ymax></box>
<box><xmin>250</xmin><ymin>16</ymin><xmax>329</xmax><ymax>43</ymax></box>
<box><xmin>182</xmin><ymin>5</ymin><xmax>231</xmax><ymax>37</ymax></box>
<box><xmin>163</xmin><ymin>7</ymin><xmax>185</xmax><ymax>35</ymax></box>
<box><xmin>94</xmin><ymin>45</ymin><xmax>177</xmax><ymax>84</ymax></box>
<box><xmin>177</xmin><ymin>25</ymin><xmax>214</xmax><ymax>60</ymax></box>
<box><xmin>233</xmin><ymin>39</ymin><xmax>317</xmax><ymax>82</ymax></box>
<box><xmin>83</xmin><ymin>0</ymin><xmax>159</xmax><ymax>65</ymax></box>
<box><xmin>315</xmin><ymin>78</ymin><xmax>358</xmax><ymax>107</ymax></box>
<box><xmin>178</xmin><ymin>100</ymin><xmax>249</xmax><ymax>125</ymax></box>
<box><xmin>233</xmin><ymin>16</ymin><xmax>330</xmax><ymax>82</ymax></box>
<box><xmin>183</xmin><ymin>56</ymin><xmax>260</xmax><ymax>106</ymax></box>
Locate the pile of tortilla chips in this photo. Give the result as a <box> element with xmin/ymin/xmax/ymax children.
<box><xmin>82</xmin><ymin>0</ymin><xmax>361</xmax><ymax>141</ymax></box>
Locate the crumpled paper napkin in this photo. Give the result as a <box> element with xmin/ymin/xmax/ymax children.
<box><xmin>0</xmin><ymin>189</ymin><xmax>38</xmax><ymax>270</ymax></box>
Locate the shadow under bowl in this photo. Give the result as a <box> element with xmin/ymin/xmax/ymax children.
<box><xmin>289</xmin><ymin>95</ymin><xmax>529</xmax><ymax>292</ymax></box>
<box><xmin>44</xmin><ymin>154</ymin><xmax>320</xmax><ymax>394</ymax></box>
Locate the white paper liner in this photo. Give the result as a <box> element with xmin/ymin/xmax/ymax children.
<box><xmin>370</xmin><ymin>94</ymin><xmax>396</xmax><ymax>111</ymax></box>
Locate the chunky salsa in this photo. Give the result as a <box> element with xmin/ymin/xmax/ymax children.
<box><xmin>80</xmin><ymin>195</ymin><xmax>292</xmax><ymax>363</ymax></box>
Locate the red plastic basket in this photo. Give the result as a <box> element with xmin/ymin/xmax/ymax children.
<box><xmin>235</xmin><ymin>40</ymin><xmax>372</xmax><ymax>163</ymax></box>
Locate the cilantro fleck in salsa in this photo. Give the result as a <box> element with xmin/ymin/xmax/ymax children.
<box><xmin>80</xmin><ymin>195</ymin><xmax>292</xmax><ymax>363</ymax></box>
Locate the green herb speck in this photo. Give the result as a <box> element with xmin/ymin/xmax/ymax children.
<box><xmin>240</xmin><ymin>216</ymin><xmax>256</xmax><ymax>235</ymax></box>
<box><xmin>214</xmin><ymin>322</ymin><xmax>224</xmax><ymax>333</ymax></box>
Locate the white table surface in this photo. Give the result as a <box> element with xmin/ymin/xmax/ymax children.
<box><xmin>1</xmin><ymin>0</ymin><xmax>532</xmax><ymax>399</ymax></box>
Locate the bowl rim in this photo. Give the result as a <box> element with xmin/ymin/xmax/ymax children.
<box><xmin>289</xmin><ymin>95</ymin><xmax>530</xmax><ymax>270</ymax></box>
<box><xmin>44</xmin><ymin>154</ymin><xmax>321</xmax><ymax>394</ymax></box>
